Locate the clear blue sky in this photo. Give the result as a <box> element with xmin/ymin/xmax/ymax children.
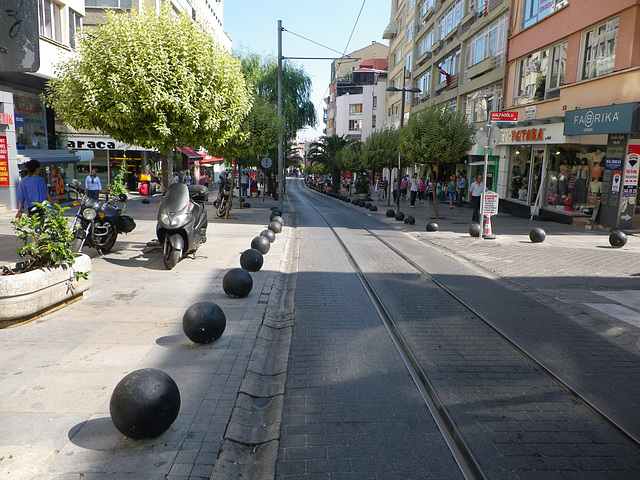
<box><xmin>223</xmin><ymin>0</ymin><xmax>391</xmax><ymax>140</ymax></box>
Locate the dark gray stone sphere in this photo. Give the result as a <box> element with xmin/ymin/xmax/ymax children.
<box><xmin>271</xmin><ymin>215</ymin><xmax>284</xmax><ymax>225</ymax></box>
<box><xmin>365</xmin><ymin>202</ymin><xmax>372</xmax><ymax>209</ymax></box>
<box><xmin>529</xmin><ymin>227</ymin><xmax>546</xmax><ymax>243</ymax></box>
<box><xmin>394</xmin><ymin>211</ymin><xmax>405</xmax><ymax>221</ymax></box>
<box><xmin>242</xmin><ymin>202</ymin><xmax>251</xmax><ymax>208</ymax></box>
<box><xmin>240</xmin><ymin>248</ymin><xmax>264</xmax><ymax>272</ymax></box>
<box><xmin>359</xmin><ymin>201</ymin><xmax>366</xmax><ymax>207</ymax></box>
<box><xmin>370</xmin><ymin>205</ymin><xmax>378</xmax><ymax>212</ymax></box>
<box><xmin>609</xmin><ymin>231</ymin><xmax>628</xmax><ymax>248</ymax></box>
<box><xmin>142</xmin><ymin>198</ymin><xmax>150</xmax><ymax>204</ymax></box>
<box><xmin>404</xmin><ymin>215</ymin><xmax>415</xmax><ymax>225</ymax></box>
<box><xmin>251</xmin><ymin>235</ymin><xmax>270</xmax><ymax>254</ymax></box>
<box><xmin>260</xmin><ymin>229</ymin><xmax>276</xmax><ymax>243</ymax></box>
<box><xmin>110</xmin><ymin>368</ymin><xmax>180</xmax><ymax>440</ymax></box>
<box><xmin>182</xmin><ymin>301</ymin><xmax>226</xmax><ymax>344</ymax></box>
<box><xmin>352</xmin><ymin>199</ymin><xmax>359</xmax><ymax>204</ymax></box>
<box><xmin>270</xmin><ymin>211</ymin><xmax>282</xmax><ymax>221</ymax></box>
<box><xmin>386</xmin><ymin>209</ymin><xmax>395</xmax><ymax>217</ymax></box>
<box><xmin>426</xmin><ymin>222</ymin><xmax>439</xmax><ymax>232</ymax></box>
<box><xmin>469</xmin><ymin>223</ymin><xmax>481</xmax><ymax>237</ymax></box>
<box><xmin>268</xmin><ymin>221</ymin><xmax>283</xmax><ymax>234</ymax></box>
<box><xmin>223</xmin><ymin>268</ymin><xmax>253</xmax><ymax>298</ymax></box>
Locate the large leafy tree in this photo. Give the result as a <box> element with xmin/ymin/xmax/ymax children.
<box><xmin>308</xmin><ymin>135</ymin><xmax>352</xmax><ymax>193</ymax></box>
<box><xmin>45</xmin><ymin>6</ymin><xmax>252</xmax><ymax>186</ymax></box>
<box><xmin>361</xmin><ymin>129</ymin><xmax>405</xmax><ymax>205</ymax></box>
<box><xmin>399</xmin><ymin>105</ymin><xmax>475</xmax><ymax>217</ymax></box>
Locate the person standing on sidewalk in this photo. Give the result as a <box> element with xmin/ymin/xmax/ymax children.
<box><xmin>447</xmin><ymin>175</ymin><xmax>457</xmax><ymax>209</ymax></box>
<box><xmin>85</xmin><ymin>169</ymin><xmax>102</xmax><ymax>200</ymax></box>
<box><xmin>409</xmin><ymin>173</ymin><xmax>420</xmax><ymax>207</ymax></box>
<box><xmin>377</xmin><ymin>177</ymin><xmax>385</xmax><ymax>201</ymax></box>
<box><xmin>400</xmin><ymin>176</ymin><xmax>408</xmax><ymax>201</ymax></box>
<box><xmin>16</xmin><ymin>160</ymin><xmax>54</xmax><ymax>218</ymax></box>
<box><xmin>457</xmin><ymin>173</ymin><xmax>467</xmax><ymax>207</ymax></box>
<box><xmin>418</xmin><ymin>177</ymin><xmax>426</xmax><ymax>204</ymax></box>
<box><xmin>469</xmin><ymin>174</ymin><xmax>483</xmax><ymax>222</ymax></box>
<box><xmin>392</xmin><ymin>178</ymin><xmax>398</xmax><ymax>203</ymax></box>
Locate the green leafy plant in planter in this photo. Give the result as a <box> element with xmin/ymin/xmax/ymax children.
<box><xmin>3</xmin><ymin>202</ymin><xmax>76</xmax><ymax>275</ymax></box>
<box><xmin>110</xmin><ymin>159</ymin><xmax>127</xmax><ymax>197</ymax></box>
<box><xmin>354</xmin><ymin>178</ymin><xmax>371</xmax><ymax>195</ymax></box>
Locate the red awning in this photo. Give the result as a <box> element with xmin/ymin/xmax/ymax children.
<box><xmin>200</xmin><ymin>154</ymin><xmax>225</xmax><ymax>164</ymax></box>
<box><xmin>177</xmin><ymin>147</ymin><xmax>202</xmax><ymax>159</ymax></box>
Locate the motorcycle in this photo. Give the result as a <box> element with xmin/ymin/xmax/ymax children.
<box><xmin>71</xmin><ymin>194</ymin><xmax>136</xmax><ymax>255</ymax></box>
<box><xmin>213</xmin><ymin>180</ymin><xmax>232</xmax><ymax>218</ymax></box>
<box><xmin>156</xmin><ymin>183</ymin><xmax>208</xmax><ymax>270</ymax></box>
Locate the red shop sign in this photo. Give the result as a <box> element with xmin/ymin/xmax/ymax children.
<box><xmin>510</xmin><ymin>128</ymin><xmax>544</xmax><ymax>142</ymax></box>
<box><xmin>0</xmin><ymin>136</ymin><xmax>9</xmax><ymax>187</ymax></box>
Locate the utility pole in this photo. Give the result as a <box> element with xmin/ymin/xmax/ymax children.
<box><xmin>277</xmin><ymin>20</ymin><xmax>284</xmax><ymax>213</ymax></box>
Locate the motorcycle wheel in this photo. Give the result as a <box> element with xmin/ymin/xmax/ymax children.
<box><xmin>100</xmin><ymin>230</ymin><xmax>118</xmax><ymax>254</ymax></box>
<box><xmin>163</xmin><ymin>244</ymin><xmax>181</xmax><ymax>270</ymax></box>
<box><xmin>216</xmin><ymin>201</ymin><xmax>227</xmax><ymax>218</ymax></box>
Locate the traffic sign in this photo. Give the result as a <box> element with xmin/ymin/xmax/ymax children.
<box><xmin>261</xmin><ymin>157</ymin><xmax>272</xmax><ymax>169</ymax></box>
<box><xmin>483</xmin><ymin>191</ymin><xmax>499</xmax><ymax>216</ymax></box>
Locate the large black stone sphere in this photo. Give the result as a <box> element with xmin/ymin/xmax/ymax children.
<box><xmin>268</xmin><ymin>221</ymin><xmax>283</xmax><ymax>234</ymax></box>
<box><xmin>110</xmin><ymin>368</ymin><xmax>180</xmax><ymax>440</ymax></box>
<box><xmin>182</xmin><ymin>302</ymin><xmax>226</xmax><ymax>344</ymax></box>
<box><xmin>359</xmin><ymin>201</ymin><xmax>366</xmax><ymax>207</ymax></box>
<box><xmin>260</xmin><ymin>229</ymin><xmax>276</xmax><ymax>243</ymax></box>
<box><xmin>270</xmin><ymin>211</ymin><xmax>282</xmax><ymax>221</ymax></box>
<box><xmin>240</xmin><ymin>248</ymin><xmax>264</xmax><ymax>272</ymax></box>
<box><xmin>223</xmin><ymin>268</ymin><xmax>253</xmax><ymax>298</ymax></box>
<box><xmin>529</xmin><ymin>227</ymin><xmax>546</xmax><ymax>243</ymax></box>
<box><xmin>271</xmin><ymin>215</ymin><xmax>284</xmax><ymax>226</ymax></box>
<box><xmin>370</xmin><ymin>205</ymin><xmax>378</xmax><ymax>212</ymax></box>
<box><xmin>404</xmin><ymin>215</ymin><xmax>415</xmax><ymax>225</ymax></box>
<box><xmin>395</xmin><ymin>211</ymin><xmax>405</xmax><ymax>221</ymax></box>
<box><xmin>352</xmin><ymin>199</ymin><xmax>359</xmax><ymax>204</ymax></box>
<box><xmin>365</xmin><ymin>202</ymin><xmax>372</xmax><ymax>209</ymax></box>
<box><xmin>609</xmin><ymin>231</ymin><xmax>628</xmax><ymax>248</ymax></box>
<box><xmin>242</xmin><ymin>202</ymin><xmax>251</xmax><ymax>208</ymax></box>
<box><xmin>142</xmin><ymin>198</ymin><xmax>150</xmax><ymax>204</ymax></box>
<box><xmin>469</xmin><ymin>223</ymin><xmax>481</xmax><ymax>237</ymax></box>
<box><xmin>426</xmin><ymin>222</ymin><xmax>439</xmax><ymax>232</ymax></box>
<box><xmin>386</xmin><ymin>209</ymin><xmax>395</xmax><ymax>217</ymax></box>
<box><xmin>251</xmin><ymin>235</ymin><xmax>270</xmax><ymax>254</ymax></box>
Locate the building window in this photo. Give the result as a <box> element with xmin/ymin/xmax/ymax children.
<box><xmin>396</xmin><ymin>46</ymin><xmax>403</xmax><ymax>65</ymax></box>
<box><xmin>372</xmin><ymin>115</ymin><xmax>377</xmax><ymax>129</ymax></box>
<box><xmin>349</xmin><ymin>119</ymin><xmax>362</xmax><ymax>131</ymax></box>
<box><xmin>466</xmin><ymin>14</ymin><xmax>508</xmax><ymax>68</ymax></box>
<box><xmin>39</xmin><ymin>0</ymin><xmax>62</xmax><ymax>43</ymax></box>
<box><xmin>405</xmin><ymin>51</ymin><xmax>413</xmax><ymax>73</ymax></box>
<box><xmin>14</xmin><ymin>91</ymin><xmax>48</xmax><ymax>150</ymax></box>
<box><xmin>419</xmin><ymin>71</ymin><xmax>431</xmax><ymax>94</ymax></box>
<box><xmin>465</xmin><ymin>84</ymin><xmax>502</xmax><ymax>123</ymax></box>
<box><xmin>85</xmin><ymin>0</ymin><xmax>133</xmax><ymax>7</ymax></box>
<box><xmin>438</xmin><ymin>48</ymin><xmax>460</xmax><ymax>84</ymax></box>
<box><xmin>69</xmin><ymin>9</ymin><xmax>82</xmax><ymax>49</ymax></box>
<box><xmin>407</xmin><ymin>23</ymin><xmax>414</xmax><ymax>43</ymax></box>
<box><xmin>421</xmin><ymin>0</ymin><xmax>434</xmax><ymax>17</ymax></box>
<box><xmin>523</xmin><ymin>0</ymin><xmax>569</xmax><ymax>29</ymax></box>
<box><xmin>581</xmin><ymin>16</ymin><xmax>618</xmax><ymax>80</ymax></box>
<box><xmin>418</xmin><ymin>29</ymin><xmax>434</xmax><ymax>57</ymax></box>
<box><xmin>349</xmin><ymin>104</ymin><xmax>363</xmax><ymax>115</ymax></box>
<box><xmin>438</xmin><ymin>1</ymin><xmax>463</xmax><ymax>40</ymax></box>
<box><xmin>372</xmin><ymin>96</ymin><xmax>377</xmax><ymax>110</ymax></box>
<box><xmin>515</xmin><ymin>40</ymin><xmax>567</xmax><ymax>105</ymax></box>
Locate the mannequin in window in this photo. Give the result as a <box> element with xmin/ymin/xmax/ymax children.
<box><xmin>573</xmin><ymin>158</ymin><xmax>589</xmax><ymax>210</ymax></box>
<box><xmin>559</xmin><ymin>159</ymin><xmax>571</xmax><ymax>195</ymax></box>
<box><xmin>591</xmin><ymin>159</ymin><xmax>604</xmax><ymax>179</ymax></box>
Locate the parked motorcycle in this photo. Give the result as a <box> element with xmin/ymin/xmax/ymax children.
<box><xmin>213</xmin><ymin>180</ymin><xmax>232</xmax><ymax>217</ymax></box>
<box><xmin>70</xmin><ymin>194</ymin><xmax>136</xmax><ymax>255</ymax></box>
<box><xmin>156</xmin><ymin>183</ymin><xmax>208</xmax><ymax>270</ymax></box>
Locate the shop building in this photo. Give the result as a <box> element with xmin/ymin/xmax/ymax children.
<box><xmin>498</xmin><ymin>0</ymin><xmax>640</xmax><ymax>227</ymax></box>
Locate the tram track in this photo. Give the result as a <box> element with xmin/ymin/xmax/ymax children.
<box><xmin>296</xmin><ymin>181</ymin><xmax>640</xmax><ymax>479</ymax></box>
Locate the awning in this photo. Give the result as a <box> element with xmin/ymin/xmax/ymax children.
<box><xmin>177</xmin><ymin>147</ymin><xmax>203</xmax><ymax>159</ymax></box>
<box><xmin>200</xmin><ymin>154</ymin><xmax>224</xmax><ymax>164</ymax></box>
<box><xmin>17</xmin><ymin>149</ymin><xmax>81</xmax><ymax>164</ymax></box>
<box><xmin>382</xmin><ymin>20</ymin><xmax>397</xmax><ymax>39</ymax></box>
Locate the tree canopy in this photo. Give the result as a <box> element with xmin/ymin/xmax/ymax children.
<box><xmin>44</xmin><ymin>6</ymin><xmax>252</xmax><ymax>157</ymax></box>
<box><xmin>361</xmin><ymin>128</ymin><xmax>405</xmax><ymax>173</ymax></box>
<box><xmin>308</xmin><ymin>135</ymin><xmax>352</xmax><ymax>191</ymax></box>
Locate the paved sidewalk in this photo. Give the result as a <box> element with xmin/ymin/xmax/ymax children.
<box><xmin>0</xmin><ymin>195</ymin><xmax>290</xmax><ymax>480</ymax></box>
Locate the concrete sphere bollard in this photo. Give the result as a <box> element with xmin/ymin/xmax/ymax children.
<box><xmin>142</xmin><ymin>198</ymin><xmax>150</xmax><ymax>204</ymax></box>
<box><xmin>268</xmin><ymin>221</ymin><xmax>283</xmax><ymax>234</ymax></box>
<box><xmin>271</xmin><ymin>215</ymin><xmax>284</xmax><ymax>226</ymax></box>
<box><xmin>223</xmin><ymin>268</ymin><xmax>253</xmax><ymax>298</ymax></box>
<box><xmin>260</xmin><ymin>229</ymin><xmax>276</xmax><ymax>243</ymax></box>
<box><xmin>365</xmin><ymin>202</ymin><xmax>372</xmax><ymax>209</ymax></box>
<box><xmin>394</xmin><ymin>211</ymin><xmax>405</xmax><ymax>221</ymax></box>
<box><xmin>426</xmin><ymin>222</ymin><xmax>439</xmax><ymax>232</ymax></box>
<box><xmin>110</xmin><ymin>368</ymin><xmax>181</xmax><ymax>440</ymax></box>
<box><xmin>469</xmin><ymin>223</ymin><xmax>481</xmax><ymax>237</ymax></box>
<box><xmin>359</xmin><ymin>201</ymin><xmax>366</xmax><ymax>207</ymax></box>
<box><xmin>240</xmin><ymin>248</ymin><xmax>264</xmax><ymax>272</ymax></box>
<box><xmin>386</xmin><ymin>209</ymin><xmax>395</xmax><ymax>217</ymax></box>
<box><xmin>242</xmin><ymin>202</ymin><xmax>251</xmax><ymax>208</ymax></box>
<box><xmin>404</xmin><ymin>215</ymin><xmax>415</xmax><ymax>225</ymax></box>
<box><xmin>182</xmin><ymin>301</ymin><xmax>226</xmax><ymax>344</ymax></box>
<box><xmin>529</xmin><ymin>227</ymin><xmax>546</xmax><ymax>243</ymax></box>
<box><xmin>352</xmin><ymin>199</ymin><xmax>359</xmax><ymax>205</ymax></box>
<box><xmin>609</xmin><ymin>231</ymin><xmax>628</xmax><ymax>248</ymax></box>
<box><xmin>270</xmin><ymin>210</ymin><xmax>282</xmax><ymax>221</ymax></box>
<box><xmin>370</xmin><ymin>205</ymin><xmax>378</xmax><ymax>212</ymax></box>
<box><xmin>251</xmin><ymin>235</ymin><xmax>270</xmax><ymax>254</ymax></box>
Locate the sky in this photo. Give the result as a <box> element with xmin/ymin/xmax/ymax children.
<box><xmin>223</xmin><ymin>0</ymin><xmax>392</xmax><ymax>142</ymax></box>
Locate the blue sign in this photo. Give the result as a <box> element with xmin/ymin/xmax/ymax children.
<box><xmin>564</xmin><ymin>103</ymin><xmax>639</xmax><ymax>136</ymax></box>
<box><xmin>605</xmin><ymin>158</ymin><xmax>622</xmax><ymax>170</ymax></box>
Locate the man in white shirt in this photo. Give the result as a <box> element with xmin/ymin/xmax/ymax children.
<box><xmin>468</xmin><ymin>174</ymin><xmax>483</xmax><ymax>222</ymax></box>
<box><xmin>409</xmin><ymin>173</ymin><xmax>420</xmax><ymax>207</ymax></box>
<box><xmin>85</xmin><ymin>170</ymin><xmax>102</xmax><ymax>200</ymax></box>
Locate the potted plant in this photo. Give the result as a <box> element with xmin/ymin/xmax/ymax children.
<box><xmin>354</xmin><ymin>178</ymin><xmax>371</xmax><ymax>201</ymax></box>
<box><xmin>0</xmin><ymin>202</ymin><xmax>92</xmax><ymax>323</ymax></box>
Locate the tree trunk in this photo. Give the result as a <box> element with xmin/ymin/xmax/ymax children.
<box><xmin>430</xmin><ymin>165</ymin><xmax>440</xmax><ymax>219</ymax></box>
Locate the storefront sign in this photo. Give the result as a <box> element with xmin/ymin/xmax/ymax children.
<box><xmin>491</xmin><ymin>112</ymin><xmax>518</xmax><ymax>124</ymax></box>
<box><xmin>0</xmin><ymin>136</ymin><xmax>8</xmax><ymax>187</ymax></box>
<box><xmin>67</xmin><ymin>135</ymin><xmax>148</xmax><ymax>151</ymax></box>
<box><xmin>605</xmin><ymin>158</ymin><xmax>622</xmax><ymax>170</ymax></box>
<box><xmin>67</xmin><ymin>140</ymin><xmax>116</xmax><ymax>149</ymax></box>
<box><xmin>0</xmin><ymin>113</ymin><xmax>13</xmax><ymax>126</ymax></box>
<box><xmin>483</xmin><ymin>191</ymin><xmax>499</xmax><ymax>216</ymax></box>
<box><xmin>564</xmin><ymin>103</ymin><xmax>640</xmax><ymax>135</ymax></box>
<box><xmin>624</xmin><ymin>145</ymin><xmax>640</xmax><ymax>186</ymax></box>
<box><xmin>611</xmin><ymin>172</ymin><xmax>621</xmax><ymax>194</ymax></box>
<box><xmin>509</xmin><ymin>127</ymin><xmax>544</xmax><ymax>142</ymax></box>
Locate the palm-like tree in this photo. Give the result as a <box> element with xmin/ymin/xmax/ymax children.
<box><xmin>308</xmin><ymin>135</ymin><xmax>352</xmax><ymax>193</ymax></box>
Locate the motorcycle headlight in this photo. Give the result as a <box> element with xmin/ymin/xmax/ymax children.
<box><xmin>170</xmin><ymin>213</ymin><xmax>189</xmax><ymax>226</ymax></box>
<box><xmin>159</xmin><ymin>212</ymin><xmax>171</xmax><ymax>225</ymax></box>
<box><xmin>82</xmin><ymin>208</ymin><xmax>97</xmax><ymax>220</ymax></box>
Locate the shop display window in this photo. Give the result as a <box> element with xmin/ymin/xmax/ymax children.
<box><xmin>543</xmin><ymin>144</ymin><xmax>605</xmax><ymax>213</ymax></box>
<box><xmin>14</xmin><ymin>91</ymin><xmax>47</xmax><ymax>150</ymax></box>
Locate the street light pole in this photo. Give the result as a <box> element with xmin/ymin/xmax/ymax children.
<box><xmin>481</xmin><ymin>93</ymin><xmax>495</xmax><ymax>239</ymax></box>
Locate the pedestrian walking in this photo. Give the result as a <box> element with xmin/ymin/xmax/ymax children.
<box><xmin>409</xmin><ymin>173</ymin><xmax>419</xmax><ymax>207</ymax></box>
<box><xmin>383</xmin><ymin>177</ymin><xmax>388</xmax><ymax>199</ymax></box>
<box><xmin>457</xmin><ymin>173</ymin><xmax>467</xmax><ymax>206</ymax></box>
<box><xmin>392</xmin><ymin>178</ymin><xmax>398</xmax><ymax>203</ymax></box>
<box><xmin>427</xmin><ymin>180</ymin><xmax>433</xmax><ymax>202</ymax></box>
<box><xmin>85</xmin><ymin>169</ymin><xmax>102</xmax><ymax>200</ymax></box>
<box><xmin>183</xmin><ymin>172</ymin><xmax>192</xmax><ymax>186</ymax></box>
<box><xmin>377</xmin><ymin>177</ymin><xmax>385</xmax><ymax>201</ymax></box>
<box><xmin>447</xmin><ymin>175</ymin><xmax>457</xmax><ymax>209</ymax></box>
<box><xmin>418</xmin><ymin>177</ymin><xmax>426</xmax><ymax>204</ymax></box>
<box><xmin>400</xmin><ymin>176</ymin><xmax>408</xmax><ymax>201</ymax></box>
<box><xmin>16</xmin><ymin>159</ymin><xmax>54</xmax><ymax>219</ymax></box>
<box><xmin>240</xmin><ymin>172</ymin><xmax>249</xmax><ymax>197</ymax></box>
<box><xmin>469</xmin><ymin>174</ymin><xmax>483</xmax><ymax>222</ymax></box>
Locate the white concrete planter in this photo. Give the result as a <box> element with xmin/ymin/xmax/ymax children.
<box><xmin>0</xmin><ymin>254</ymin><xmax>92</xmax><ymax>321</ymax></box>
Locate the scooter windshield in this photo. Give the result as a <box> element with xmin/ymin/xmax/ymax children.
<box><xmin>162</xmin><ymin>183</ymin><xmax>190</xmax><ymax>213</ymax></box>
